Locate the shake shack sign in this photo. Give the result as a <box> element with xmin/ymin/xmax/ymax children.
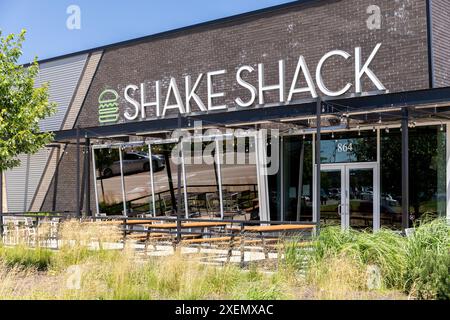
<box><xmin>98</xmin><ymin>43</ymin><xmax>386</xmax><ymax>124</ymax></box>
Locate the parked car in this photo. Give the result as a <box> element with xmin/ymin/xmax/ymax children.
<box><xmin>101</xmin><ymin>152</ymin><xmax>165</xmax><ymax>177</ymax></box>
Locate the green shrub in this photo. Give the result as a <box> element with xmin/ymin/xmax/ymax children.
<box><xmin>308</xmin><ymin>219</ymin><xmax>449</xmax><ymax>299</ymax></box>
<box><xmin>405</xmin><ymin>218</ymin><xmax>450</xmax><ymax>299</ymax></box>
<box><xmin>0</xmin><ymin>245</ymin><xmax>53</xmax><ymax>270</ymax></box>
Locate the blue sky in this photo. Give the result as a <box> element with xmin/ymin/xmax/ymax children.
<box><xmin>0</xmin><ymin>0</ymin><xmax>293</xmax><ymax>64</ymax></box>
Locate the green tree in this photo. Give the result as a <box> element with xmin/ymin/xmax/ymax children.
<box><xmin>0</xmin><ymin>30</ymin><xmax>56</xmax><ymax>171</ymax></box>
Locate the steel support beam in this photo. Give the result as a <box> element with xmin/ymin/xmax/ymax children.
<box><xmin>76</xmin><ymin>126</ymin><xmax>81</xmax><ymax>217</ymax></box>
<box><xmin>53</xmin><ymin>87</ymin><xmax>450</xmax><ymax>142</ymax></box>
<box><xmin>401</xmin><ymin>107</ymin><xmax>409</xmax><ymax>231</ymax></box>
<box><xmin>84</xmin><ymin>138</ymin><xmax>91</xmax><ymax>216</ymax></box>
<box><xmin>176</xmin><ymin>114</ymin><xmax>182</xmax><ymax>243</ymax></box>
<box><xmin>315</xmin><ymin>98</ymin><xmax>322</xmax><ymax>232</ymax></box>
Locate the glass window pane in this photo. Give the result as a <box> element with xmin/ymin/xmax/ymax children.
<box><xmin>94</xmin><ymin>147</ymin><xmax>123</xmax><ymax>215</ymax></box>
<box><xmin>283</xmin><ymin>136</ymin><xmax>313</xmax><ymax>221</ymax></box>
<box><xmin>220</xmin><ymin>136</ymin><xmax>259</xmax><ymax>220</ymax></box>
<box><xmin>321</xmin><ymin>131</ymin><xmax>376</xmax><ymax>163</ymax></box>
<box><xmin>320</xmin><ymin>170</ymin><xmax>341</xmax><ymax>226</ymax></box>
<box><xmin>182</xmin><ymin>139</ymin><xmax>220</xmax><ymax>219</ymax></box>
<box><xmin>150</xmin><ymin>143</ymin><xmax>185</xmax><ymax>217</ymax></box>
<box><xmin>349</xmin><ymin>168</ymin><xmax>374</xmax><ymax>230</ymax></box>
<box><xmin>121</xmin><ymin>145</ymin><xmax>154</xmax><ymax>216</ymax></box>
<box><xmin>381</xmin><ymin>125</ymin><xmax>446</xmax><ymax>229</ymax></box>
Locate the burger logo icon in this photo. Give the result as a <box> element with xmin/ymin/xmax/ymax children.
<box><xmin>98</xmin><ymin>89</ymin><xmax>119</xmax><ymax>124</ymax></box>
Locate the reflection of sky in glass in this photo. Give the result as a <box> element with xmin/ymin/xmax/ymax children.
<box><xmin>321</xmin><ymin>138</ymin><xmax>375</xmax><ymax>163</ymax></box>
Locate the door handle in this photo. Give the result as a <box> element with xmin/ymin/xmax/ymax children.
<box><xmin>338</xmin><ymin>203</ymin><xmax>342</xmax><ymax>216</ymax></box>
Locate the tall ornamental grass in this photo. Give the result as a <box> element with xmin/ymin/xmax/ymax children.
<box><xmin>308</xmin><ymin>218</ymin><xmax>449</xmax><ymax>299</ymax></box>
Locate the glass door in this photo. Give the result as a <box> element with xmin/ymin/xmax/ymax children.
<box><xmin>346</xmin><ymin>165</ymin><xmax>377</xmax><ymax>230</ymax></box>
<box><xmin>320</xmin><ymin>166</ymin><xmax>345</xmax><ymax>228</ymax></box>
<box><xmin>320</xmin><ymin>163</ymin><xmax>378</xmax><ymax>230</ymax></box>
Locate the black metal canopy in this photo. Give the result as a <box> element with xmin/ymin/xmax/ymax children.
<box><xmin>53</xmin><ymin>86</ymin><xmax>450</xmax><ymax>142</ymax></box>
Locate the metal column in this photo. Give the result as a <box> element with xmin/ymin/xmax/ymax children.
<box><xmin>315</xmin><ymin>98</ymin><xmax>322</xmax><ymax>232</ymax></box>
<box><xmin>401</xmin><ymin>107</ymin><xmax>409</xmax><ymax>231</ymax></box>
<box><xmin>84</xmin><ymin>138</ymin><xmax>91</xmax><ymax>216</ymax></box>
<box><xmin>76</xmin><ymin>126</ymin><xmax>81</xmax><ymax>217</ymax></box>
<box><xmin>52</xmin><ymin>146</ymin><xmax>60</xmax><ymax>212</ymax></box>
<box><xmin>176</xmin><ymin>114</ymin><xmax>182</xmax><ymax>243</ymax></box>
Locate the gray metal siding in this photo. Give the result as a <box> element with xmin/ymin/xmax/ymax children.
<box><xmin>5</xmin><ymin>149</ymin><xmax>51</xmax><ymax>212</ymax></box>
<box><xmin>36</xmin><ymin>54</ymin><xmax>88</xmax><ymax>132</ymax></box>
<box><xmin>5</xmin><ymin>54</ymin><xmax>88</xmax><ymax>212</ymax></box>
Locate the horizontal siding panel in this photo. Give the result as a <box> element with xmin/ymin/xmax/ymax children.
<box><xmin>5</xmin><ymin>149</ymin><xmax>52</xmax><ymax>212</ymax></box>
<box><xmin>5</xmin><ymin>54</ymin><xmax>88</xmax><ymax>212</ymax></box>
<box><xmin>36</xmin><ymin>54</ymin><xmax>88</xmax><ymax>132</ymax></box>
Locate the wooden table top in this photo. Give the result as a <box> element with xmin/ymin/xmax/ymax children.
<box><xmin>182</xmin><ymin>221</ymin><xmax>228</xmax><ymax>228</ymax></box>
<box><xmin>123</xmin><ymin>219</ymin><xmax>160</xmax><ymax>225</ymax></box>
<box><xmin>124</xmin><ymin>220</ymin><xmax>228</xmax><ymax>229</ymax></box>
<box><xmin>244</xmin><ymin>224</ymin><xmax>314</xmax><ymax>232</ymax></box>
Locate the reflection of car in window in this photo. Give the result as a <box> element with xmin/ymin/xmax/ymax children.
<box><xmin>101</xmin><ymin>152</ymin><xmax>165</xmax><ymax>178</ymax></box>
<box><xmin>381</xmin><ymin>193</ymin><xmax>398</xmax><ymax>207</ymax></box>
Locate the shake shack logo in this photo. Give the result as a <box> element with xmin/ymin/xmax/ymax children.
<box><xmin>98</xmin><ymin>89</ymin><xmax>119</xmax><ymax>124</ymax></box>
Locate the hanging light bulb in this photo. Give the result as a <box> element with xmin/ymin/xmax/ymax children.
<box><xmin>357</xmin><ymin>125</ymin><xmax>361</xmax><ymax>136</ymax></box>
<box><xmin>331</xmin><ymin>131</ymin><xmax>334</xmax><ymax>138</ymax></box>
<box><xmin>440</xmin><ymin>122</ymin><xmax>444</xmax><ymax>132</ymax></box>
<box><xmin>303</xmin><ymin>135</ymin><xmax>306</xmax><ymax>140</ymax></box>
<box><xmin>385</xmin><ymin>127</ymin><xmax>390</xmax><ymax>133</ymax></box>
<box><xmin>372</xmin><ymin>126</ymin><xmax>376</xmax><ymax>132</ymax></box>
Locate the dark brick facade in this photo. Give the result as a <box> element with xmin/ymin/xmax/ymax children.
<box><xmin>76</xmin><ymin>0</ymin><xmax>430</xmax><ymax>128</ymax></box>
<box><xmin>431</xmin><ymin>0</ymin><xmax>450</xmax><ymax>87</ymax></box>
<box><xmin>43</xmin><ymin>0</ymin><xmax>446</xmax><ymax>212</ymax></box>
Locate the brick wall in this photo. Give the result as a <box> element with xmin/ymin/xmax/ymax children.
<box><xmin>77</xmin><ymin>0</ymin><xmax>430</xmax><ymax>129</ymax></box>
<box><xmin>430</xmin><ymin>0</ymin><xmax>450</xmax><ymax>87</ymax></box>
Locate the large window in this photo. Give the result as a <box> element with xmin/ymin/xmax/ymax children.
<box><xmin>182</xmin><ymin>139</ymin><xmax>221</xmax><ymax>218</ymax></box>
<box><xmin>121</xmin><ymin>145</ymin><xmax>154</xmax><ymax>216</ymax></box>
<box><xmin>220</xmin><ymin>136</ymin><xmax>259</xmax><ymax>220</ymax></box>
<box><xmin>93</xmin><ymin>147</ymin><xmax>124</xmax><ymax>215</ymax></box>
<box><xmin>269</xmin><ymin>135</ymin><xmax>313</xmax><ymax>221</ymax></box>
<box><xmin>381</xmin><ymin>126</ymin><xmax>446</xmax><ymax>229</ymax></box>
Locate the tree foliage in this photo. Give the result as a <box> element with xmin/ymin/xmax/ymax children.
<box><xmin>0</xmin><ymin>30</ymin><xmax>56</xmax><ymax>171</ymax></box>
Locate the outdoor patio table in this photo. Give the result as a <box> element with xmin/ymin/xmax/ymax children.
<box><xmin>240</xmin><ymin>224</ymin><xmax>315</xmax><ymax>261</ymax></box>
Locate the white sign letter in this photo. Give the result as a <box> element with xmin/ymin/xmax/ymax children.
<box><xmin>185</xmin><ymin>74</ymin><xmax>206</xmax><ymax>113</ymax></box>
<box><xmin>287</xmin><ymin>56</ymin><xmax>317</xmax><ymax>101</ymax></box>
<box><xmin>235</xmin><ymin>66</ymin><xmax>257</xmax><ymax>107</ymax></box>
<box><xmin>316</xmin><ymin>50</ymin><xmax>352</xmax><ymax>97</ymax></box>
<box><xmin>162</xmin><ymin>78</ymin><xmax>185</xmax><ymax>116</ymax></box>
<box><xmin>258</xmin><ymin>60</ymin><xmax>285</xmax><ymax>104</ymax></box>
<box><xmin>124</xmin><ymin>84</ymin><xmax>140</xmax><ymax>120</ymax></box>
<box><xmin>207</xmin><ymin>70</ymin><xmax>227</xmax><ymax>111</ymax></box>
<box><xmin>140</xmin><ymin>81</ymin><xmax>161</xmax><ymax>118</ymax></box>
<box><xmin>355</xmin><ymin>43</ymin><xmax>385</xmax><ymax>93</ymax></box>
